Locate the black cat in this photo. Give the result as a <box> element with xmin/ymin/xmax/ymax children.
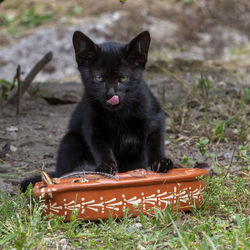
<box><xmin>20</xmin><ymin>30</ymin><xmax>173</xmax><ymax>191</ymax></box>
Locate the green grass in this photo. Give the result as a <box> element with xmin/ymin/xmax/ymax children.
<box><xmin>0</xmin><ymin>170</ymin><xmax>249</xmax><ymax>249</ymax></box>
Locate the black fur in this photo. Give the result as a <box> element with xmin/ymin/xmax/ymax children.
<box><xmin>20</xmin><ymin>31</ymin><xmax>173</xmax><ymax>191</ymax></box>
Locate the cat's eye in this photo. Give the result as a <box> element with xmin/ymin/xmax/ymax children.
<box><xmin>119</xmin><ymin>75</ymin><xmax>128</xmax><ymax>83</ymax></box>
<box><xmin>95</xmin><ymin>75</ymin><xmax>104</xmax><ymax>82</ymax></box>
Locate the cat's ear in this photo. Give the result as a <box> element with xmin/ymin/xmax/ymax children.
<box><xmin>72</xmin><ymin>31</ymin><xmax>98</xmax><ymax>65</ymax></box>
<box><xmin>125</xmin><ymin>31</ymin><xmax>151</xmax><ymax>67</ymax></box>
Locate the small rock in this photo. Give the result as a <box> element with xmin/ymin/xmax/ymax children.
<box><xmin>226</xmin><ymin>87</ymin><xmax>242</xmax><ymax>97</ymax></box>
<box><xmin>187</xmin><ymin>100</ymin><xmax>200</xmax><ymax>108</ymax></box>
<box><xmin>59</xmin><ymin>239</ymin><xmax>67</xmax><ymax>248</ymax></box>
<box><xmin>0</xmin><ymin>164</ymin><xmax>11</xmax><ymax>173</ymax></box>
<box><xmin>135</xmin><ymin>222</ymin><xmax>143</xmax><ymax>230</ymax></box>
<box><xmin>165</xmin><ymin>140</ymin><xmax>171</xmax><ymax>145</ymax></box>
<box><xmin>0</xmin><ymin>143</ymin><xmax>10</xmax><ymax>158</ymax></box>
<box><xmin>37</xmin><ymin>81</ymin><xmax>82</xmax><ymax>105</ymax></box>
<box><xmin>224</xmin><ymin>152</ymin><xmax>233</xmax><ymax>161</ymax></box>
<box><xmin>217</xmin><ymin>155</ymin><xmax>225</xmax><ymax>161</ymax></box>
<box><xmin>10</xmin><ymin>146</ymin><xmax>18</xmax><ymax>152</ymax></box>
<box><xmin>217</xmin><ymin>81</ymin><xmax>226</xmax><ymax>87</ymax></box>
<box><xmin>43</xmin><ymin>153</ymin><xmax>54</xmax><ymax>159</ymax></box>
<box><xmin>6</xmin><ymin>126</ymin><xmax>18</xmax><ymax>132</ymax></box>
<box><xmin>138</xmin><ymin>245</ymin><xmax>146</xmax><ymax>250</ymax></box>
<box><xmin>0</xmin><ymin>178</ymin><xmax>13</xmax><ymax>193</ymax></box>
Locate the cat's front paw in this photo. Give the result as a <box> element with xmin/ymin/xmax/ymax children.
<box><xmin>150</xmin><ymin>158</ymin><xmax>173</xmax><ymax>173</ymax></box>
<box><xmin>96</xmin><ymin>162</ymin><xmax>118</xmax><ymax>175</ymax></box>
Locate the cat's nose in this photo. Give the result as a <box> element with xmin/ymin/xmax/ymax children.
<box><xmin>107</xmin><ymin>87</ymin><xmax>116</xmax><ymax>99</ymax></box>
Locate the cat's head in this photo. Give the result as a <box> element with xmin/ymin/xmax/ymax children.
<box><xmin>72</xmin><ymin>31</ymin><xmax>150</xmax><ymax>111</ymax></box>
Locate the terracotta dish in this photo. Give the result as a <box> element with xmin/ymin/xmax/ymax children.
<box><xmin>33</xmin><ymin>168</ymin><xmax>209</xmax><ymax>221</ymax></box>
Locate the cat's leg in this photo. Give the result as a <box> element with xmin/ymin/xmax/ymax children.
<box><xmin>95</xmin><ymin>161</ymin><xmax>117</xmax><ymax>175</ymax></box>
<box><xmin>89</xmin><ymin>135</ymin><xmax>118</xmax><ymax>175</ymax></box>
<box><xmin>56</xmin><ymin>132</ymin><xmax>94</xmax><ymax>176</ymax></box>
<box><xmin>147</xmin><ymin>128</ymin><xmax>173</xmax><ymax>172</ymax></box>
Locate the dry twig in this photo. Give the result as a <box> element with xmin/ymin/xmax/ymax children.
<box><xmin>9</xmin><ymin>52</ymin><xmax>53</xmax><ymax>104</ymax></box>
<box><xmin>224</xmin><ymin>143</ymin><xmax>238</xmax><ymax>178</ymax></box>
<box><xmin>13</xmin><ymin>65</ymin><xmax>22</xmax><ymax>115</ymax></box>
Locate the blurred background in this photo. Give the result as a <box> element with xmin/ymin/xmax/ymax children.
<box><xmin>1</xmin><ymin>0</ymin><xmax>250</xmax><ymax>81</ymax></box>
<box><xmin>0</xmin><ymin>0</ymin><xmax>249</xmax><ymax>193</ymax></box>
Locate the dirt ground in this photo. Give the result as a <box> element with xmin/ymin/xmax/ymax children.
<box><xmin>0</xmin><ymin>0</ymin><xmax>249</xmax><ymax>193</ymax></box>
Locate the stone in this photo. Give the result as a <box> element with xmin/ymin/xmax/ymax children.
<box><xmin>35</xmin><ymin>81</ymin><xmax>82</xmax><ymax>105</ymax></box>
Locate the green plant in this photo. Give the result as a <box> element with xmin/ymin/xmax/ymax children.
<box><xmin>237</xmin><ymin>144</ymin><xmax>250</xmax><ymax>167</ymax></box>
<box><xmin>28</xmin><ymin>82</ymin><xmax>41</xmax><ymax>96</ymax></box>
<box><xmin>196</xmin><ymin>138</ymin><xmax>209</xmax><ymax>156</ymax></box>
<box><xmin>181</xmin><ymin>155</ymin><xmax>195</xmax><ymax>166</ymax></box>
<box><xmin>70</xmin><ymin>7</ymin><xmax>82</xmax><ymax>16</ymax></box>
<box><xmin>17</xmin><ymin>7</ymin><xmax>52</xmax><ymax>29</ymax></box>
<box><xmin>0</xmin><ymin>14</ymin><xmax>13</xmax><ymax>27</ymax></box>
<box><xmin>197</xmin><ymin>75</ymin><xmax>213</xmax><ymax>117</ymax></box>
<box><xmin>210</xmin><ymin>116</ymin><xmax>235</xmax><ymax>144</ymax></box>
<box><xmin>238</xmin><ymin>124</ymin><xmax>248</xmax><ymax>142</ymax></box>
<box><xmin>240</xmin><ymin>88</ymin><xmax>250</xmax><ymax>109</ymax></box>
<box><xmin>0</xmin><ymin>79</ymin><xmax>17</xmax><ymax>105</ymax></box>
<box><xmin>0</xmin><ymin>7</ymin><xmax>52</xmax><ymax>35</ymax></box>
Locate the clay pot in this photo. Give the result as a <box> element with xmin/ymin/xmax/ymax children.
<box><xmin>33</xmin><ymin>168</ymin><xmax>209</xmax><ymax>221</ymax></box>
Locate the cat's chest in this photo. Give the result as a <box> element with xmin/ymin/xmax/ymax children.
<box><xmin>109</xmin><ymin>117</ymin><xmax>144</xmax><ymax>137</ymax></box>
<box><xmin>96</xmin><ymin>117</ymin><xmax>145</xmax><ymax>142</ymax></box>
<box><xmin>110</xmin><ymin>118</ymin><xmax>145</xmax><ymax>153</ymax></box>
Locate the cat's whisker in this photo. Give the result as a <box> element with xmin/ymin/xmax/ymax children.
<box><xmin>86</xmin><ymin>96</ymin><xmax>97</xmax><ymax>105</ymax></box>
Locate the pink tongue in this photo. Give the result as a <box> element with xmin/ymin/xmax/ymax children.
<box><xmin>106</xmin><ymin>95</ymin><xmax>119</xmax><ymax>105</ymax></box>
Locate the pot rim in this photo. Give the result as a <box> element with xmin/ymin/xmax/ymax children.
<box><xmin>34</xmin><ymin>168</ymin><xmax>209</xmax><ymax>196</ymax></box>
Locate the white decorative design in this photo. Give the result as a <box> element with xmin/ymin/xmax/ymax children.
<box><xmin>144</xmin><ymin>194</ymin><xmax>157</xmax><ymax>205</ymax></box>
<box><xmin>49</xmin><ymin>202</ymin><xmax>62</xmax><ymax>213</ymax></box>
<box><xmin>81</xmin><ymin>200</ymin><xmax>95</xmax><ymax>205</ymax></box>
<box><xmin>87</xmin><ymin>202</ymin><xmax>104</xmax><ymax>212</ymax></box>
<box><xmin>191</xmin><ymin>188</ymin><xmax>201</xmax><ymax>199</ymax></box>
<box><xmin>124</xmin><ymin>196</ymin><xmax>142</xmax><ymax>206</ymax></box>
<box><xmin>64</xmin><ymin>200</ymin><xmax>81</xmax><ymax>211</ymax></box>
<box><xmin>81</xmin><ymin>199</ymin><xmax>95</xmax><ymax>214</ymax></box>
<box><xmin>42</xmin><ymin>184</ymin><xmax>205</xmax><ymax>216</ymax></box>
<box><xmin>175</xmin><ymin>190</ymin><xmax>189</xmax><ymax>203</ymax></box>
<box><xmin>157</xmin><ymin>191</ymin><xmax>167</xmax><ymax>197</ymax></box>
<box><xmin>157</xmin><ymin>194</ymin><xmax>173</xmax><ymax>207</ymax></box>
<box><xmin>104</xmin><ymin>198</ymin><xmax>123</xmax><ymax>211</ymax></box>
<box><xmin>106</xmin><ymin>201</ymin><xmax>123</xmax><ymax>211</ymax></box>
<box><xmin>105</xmin><ymin>198</ymin><xmax>116</xmax><ymax>204</ymax></box>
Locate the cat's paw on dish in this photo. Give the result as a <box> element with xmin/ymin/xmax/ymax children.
<box><xmin>96</xmin><ymin>162</ymin><xmax>118</xmax><ymax>175</ymax></box>
<box><xmin>150</xmin><ymin>158</ymin><xmax>173</xmax><ymax>173</ymax></box>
